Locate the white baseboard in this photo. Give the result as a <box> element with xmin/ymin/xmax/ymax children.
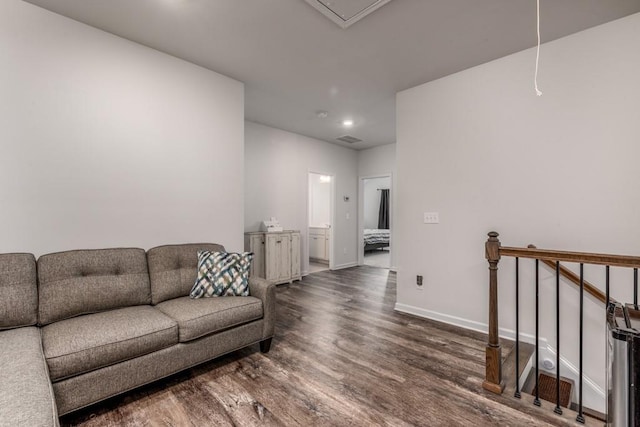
<box><xmin>332</xmin><ymin>262</ymin><xmax>358</xmax><ymax>270</ymax></box>
<box><xmin>394</xmin><ymin>302</ymin><xmax>605</xmax><ymax>413</ymax></box>
<box><xmin>395</xmin><ymin>303</ymin><xmax>490</xmax><ymax>335</ymax></box>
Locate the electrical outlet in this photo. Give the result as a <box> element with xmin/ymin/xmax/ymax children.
<box><xmin>423</xmin><ymin>212</ymin><xmax>439</xmax><ymax>224</ymax></box>
<box><xmin>416</xmin><ymin>275</ymin><xmax>423</xmax><ymax>286</ymax></box>
<box><xmin>343</xmin><ymin>247</ymin><xmax>347</xmax><ymax>254</ymax></box>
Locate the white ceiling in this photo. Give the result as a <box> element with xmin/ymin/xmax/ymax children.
<box><xmin>24</xmin><ymin>0</ymin><xmax>640</xmax><ymax>150</ymax></box>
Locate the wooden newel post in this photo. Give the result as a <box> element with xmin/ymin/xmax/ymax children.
<box><xmin>483</xmin><ymin>231</ymin><xmax>504</xmax><ymax>394</ymax></box>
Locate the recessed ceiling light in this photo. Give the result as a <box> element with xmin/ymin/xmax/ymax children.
<box><xmin>342</xmin><ymin>119</ymin><xmax>354</xmax><ymax>127</ymax></box>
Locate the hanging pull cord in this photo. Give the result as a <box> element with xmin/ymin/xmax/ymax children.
<box><xmin>534</xmin><ymin>0</ymin><xmax>543</xmax><ymax>96</ymax></box>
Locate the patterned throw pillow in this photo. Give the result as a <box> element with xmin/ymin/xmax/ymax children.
<box><xmin>190</xmin><ymin>251</ymin><xmax>253</xmax><ymax>298</ymax></box>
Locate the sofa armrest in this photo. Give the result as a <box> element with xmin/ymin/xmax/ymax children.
<box><xmin>248</xmin><ymin>277</ymin><xmax>276</xmax><ymax>339</ymax></box>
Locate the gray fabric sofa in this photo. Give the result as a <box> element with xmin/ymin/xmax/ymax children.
<box><xmin>0</xmin><ymin>243</ymin><xmax>275</xmax><ymax>426</ymax></box>
<box><xmin>0</xmin><ymin>253</ymin><xmax>59</xmax><ymax>427</ymax></box>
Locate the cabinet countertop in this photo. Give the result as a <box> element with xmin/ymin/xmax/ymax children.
<box><xmin>245</xmin><ymin>230</ymin><xmax>300</xmax><ymax>235</ymax></box>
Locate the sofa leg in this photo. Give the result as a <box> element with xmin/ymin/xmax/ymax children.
<box><xmin>260</xmin><ymin>338</ymin><xmax>272</xmax><ymax>353</ymax></box>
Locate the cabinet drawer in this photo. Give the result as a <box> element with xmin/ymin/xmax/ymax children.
<box><xmin>309</xmin><ymin>227</ymin><xmax>327</xmax><ymax>238</ymax></box>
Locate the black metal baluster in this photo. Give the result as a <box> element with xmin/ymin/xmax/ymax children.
<box><xmin>576</xmin><ymin>263</ymin><xmax>585</xmax><ymax>424</ymax></box>
<box><xmin>515</xmin><ymin>257</ymin><xmax>521</xmax><ymax>398</ymax></box>
<box><xmin>605</xmin><ymin>265</ymin><xmax>610</xmax><ymax>308</ymax></box>
<box><xmin>634</xmin><ymin>268</ymin><xmax>638</xmax><ymax>307</ymax></box>
<box><xmin>554</xmin><ymin>261</ymin><xmax>562</xmax><ymax>415</ymax></box>
<box><xmin>534</xmin><ymin>259</ymin><xmax>541</xmax><ymax>406</ymax></box>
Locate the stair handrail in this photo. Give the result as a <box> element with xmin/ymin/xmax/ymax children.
<box><xmin>498</xmin><ymin>245</ymin><xmax>640</xmax><ymax>268</ymax></box>
<box><xmin>528</xmin><ymin>244</ymin><xmax>617</xmax><ymax>305</ymax></box>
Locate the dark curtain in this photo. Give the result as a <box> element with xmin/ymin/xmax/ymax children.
<box><xmin>377</xmin><ymin>189</ymin><xmax>390</xmax><ymax>229</ymax></box>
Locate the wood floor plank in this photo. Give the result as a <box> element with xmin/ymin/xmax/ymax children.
<box><xmin>61</xmin><ymin>266</ymin><xmax>593</xmax><ymax>426</ymax></box>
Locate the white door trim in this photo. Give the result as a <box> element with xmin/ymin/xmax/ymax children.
<box><xmin>358</xmin><ymin>173</ymin><xmax>393</xmax><ymax>268</ymax></box>
<box><xmin>307</xmin><ymin>171</ymin><xmax>335</xmax><ymax>271</ymax></box>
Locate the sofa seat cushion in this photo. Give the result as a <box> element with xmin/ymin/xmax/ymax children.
<box><xmin>155</xmin><ymin>296</ymin><xmax>263</xmax><ymax>343</ymax></box>
<box><xmin>42</xmin><ymin>306</ymin><xmax>178</xmax><ymax>381</ymax></box>
<box><xmin>0</xmin><ymin>327</ymin><xmax>59</xmax><ymax>427</ymax></box>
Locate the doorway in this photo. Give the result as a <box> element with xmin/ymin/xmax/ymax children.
<box><xmin>308</xmin><ymin>172</ymin><xmax>333</xmax><ymax>273</ymax></box>
<box><xmin>359</xmin><ymin>175</ymin><xmax>391</xmax><ymax>269</ymax></box>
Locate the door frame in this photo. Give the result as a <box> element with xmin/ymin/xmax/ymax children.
<box><xmin>358</xmin><ymin>173</ymin><xmax>393</xmax><ymax>268</ymax></box>
<box><xmin>307</xmin><ymin>170</ymin><xmax>335</xmax><ymax>271</ymax></box>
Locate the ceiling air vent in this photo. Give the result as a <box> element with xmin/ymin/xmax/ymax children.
<box><xmin>305</xmin><ymin>0</ymin><xmax>394</xmax><ymax>29</ymax></box>
<box><xmin>336</xmin><ymin>135</ymin><xmax>362</xmax><ymax>144</ymax></box>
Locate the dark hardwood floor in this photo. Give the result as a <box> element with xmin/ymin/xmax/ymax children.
<box><xmin>61</xmin><ymin>266</ymin><xmax>593</xmax><ymax>426</ymax></box>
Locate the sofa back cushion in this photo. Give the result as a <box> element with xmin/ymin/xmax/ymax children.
<box><xmin>37</xmin><ymin>248</ymin><xmax>150</xmax><ymax>325</ymax></box>
<box><xmin>147</xmin><ymin>243</ymin><xmax>225</xmax><ymax>305</ymax></box>
<box><xmin>0</xmin><ymin>253</ymin><xmax>38</xmax><ymax>330</ymax></box>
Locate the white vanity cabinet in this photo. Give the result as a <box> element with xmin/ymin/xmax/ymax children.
<box><xmin>308</xmin><ymin>227</ymin><xmax>330</xmax><ymax>262</ymax></box>
<box><xmin>244</xmin><ymin>230</ymin><xmax>301</xmax><ymax>284</ymax></box>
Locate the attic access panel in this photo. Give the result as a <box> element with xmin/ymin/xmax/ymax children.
<box><xmin>305</xmin><ymin>0</ymin><xmax>393</xmax><ymax>28</ymax></box>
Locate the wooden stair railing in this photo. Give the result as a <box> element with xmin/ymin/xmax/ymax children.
<box><xmin>528</xmin><ymin>244</ymin><xmax>617</xmax><ymax>305</ymax></box>
<box><xmin>497</xmin><ymin>244</ymin><xmax>640</xmax><ymax>267</ymax></box>
<box><xmin>484</xmin><ymin>231</ymin><xmax>640</xmax><ymax>423</ymax></box>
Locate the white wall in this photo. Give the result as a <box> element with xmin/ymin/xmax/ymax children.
<box><xmin>245</xmin><ymin>121</ymin><xmax>359</xmax><ymax>274</ymax></box>
<box><xmin>358</xmin><ymin>144</ymin><xmax>396</xmax><ymax>268</ymax></box>
<box><xmin>358</xmin><ymin>144</ymin><xmax>396</xmax><ymax>178</ymax></box>
<box><xmin>0</xmin><ymin>0</ymin><xmax>245</xmax><ymax>256</ymax></box>
<box><xmin>308</xmin><ymin>173</ymin><xmax>331</xmax><ymax>227</ymax></box>
<box><xmin>363</xmin><ymin>177</ymin><xmax>390</xmax><ymax>229</ymax></box>
<box><xmin>396</xmin><ymin>13</ymin><xmax>640</xmax><ymax>410</ymax></box>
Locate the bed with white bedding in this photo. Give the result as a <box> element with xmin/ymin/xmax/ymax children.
<box><xmin>364</xmin><ymin>228</ymin><xmax>390</xmax><ymax>251</ymax></box>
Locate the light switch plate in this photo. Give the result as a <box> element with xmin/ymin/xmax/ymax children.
<box><xmin>423</xmin><ymin>212</ymin><xmax>439</xmax><ymax>224</ymax></box>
